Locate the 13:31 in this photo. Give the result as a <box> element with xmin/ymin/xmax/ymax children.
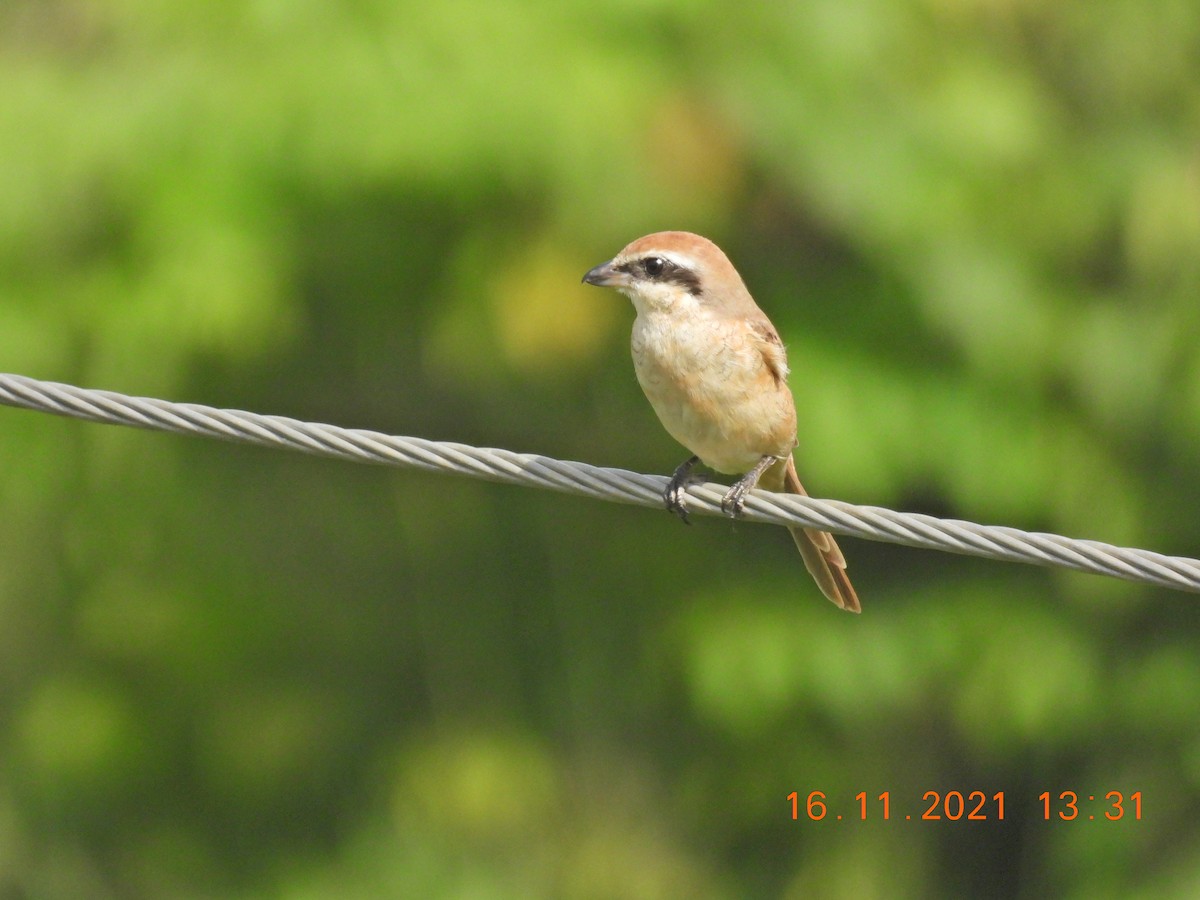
<box><xmin>1039</xmin><ymin>791</ymin><xmax>1141</xmax><ymax>820</ymax></box>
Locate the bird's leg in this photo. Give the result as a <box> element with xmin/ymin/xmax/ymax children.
<box><xmin>664</xmin><ymin>455</ymin><xmax>702</xmax><ymax>524</ymax></box>
<box><xmin>721</xmin><ymin>455</ymin><xmax>781</xmax><ymax>518</ymax></box>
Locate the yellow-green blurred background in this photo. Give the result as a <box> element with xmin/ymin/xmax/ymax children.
<box><xmin>2</xmin><ymin>1</ymin><xmax>1199</xmax><ymax>897</ymax></box>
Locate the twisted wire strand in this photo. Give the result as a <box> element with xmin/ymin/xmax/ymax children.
<box><xmin>1</xmin><ymin>372</ymin><xmax>1197</xmax><ymax>594</ymax></box>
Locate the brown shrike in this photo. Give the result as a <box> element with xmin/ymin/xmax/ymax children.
<box><xmin>583</xmin><ymin>231</ymin><xmax>860</xmax><ymax>613</ymax></box>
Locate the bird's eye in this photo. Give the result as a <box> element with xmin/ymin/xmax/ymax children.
<box><xmin>642</xmin><ymin>257</ymin><xmax>666</xmax><ymax>278</ymax></box>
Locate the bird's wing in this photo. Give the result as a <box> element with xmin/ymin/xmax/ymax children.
<box><xmin>747</xmin><ymin>317</ymin><xmax>790</xmax><ymax>386</ymax></box>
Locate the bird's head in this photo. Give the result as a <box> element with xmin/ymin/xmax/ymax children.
<box><xmin>582</xmin><ymin>231</ymin><xmax>752</xmax><ymax>316</ymax></box>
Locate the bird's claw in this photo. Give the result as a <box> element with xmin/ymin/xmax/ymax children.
<box><xmin>720</xmin><ymin>456</ymin><xmax>778</xmax><ymax>518</ymax></box>
<box><xmin>664</xmin><ymin>456</ymin><xmax>702</xmax><ymax>524</ymax></box>
<box><xmin>720</xmin><ymin>482</ymin><xmax>749</xmax><ymax>518</ymax></box>
<box><xmin>665</xmin><ymin>483</ymin><xmax>691</xmax><ymax>524</ymax></box>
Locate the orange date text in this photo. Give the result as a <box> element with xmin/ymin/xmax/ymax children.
<box><xmin>787</xmin><ymin>790</ymin><xmax>1006</xmax><ymax>822</ymax></box>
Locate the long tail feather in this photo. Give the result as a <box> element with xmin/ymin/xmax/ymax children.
<box><xmin>783</xmin><ymin>458</ymin><xmax>861</xmax><ymax>613</ymax></box>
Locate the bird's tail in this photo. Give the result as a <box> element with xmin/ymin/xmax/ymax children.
<box><xmin>782</xmin><ymin>457</ymin><xmax>860</xmax><ymax>613</ymax></box>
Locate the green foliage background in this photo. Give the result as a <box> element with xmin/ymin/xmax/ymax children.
<box><xmin>1</xmin><ymin>1</ymin><xmax>1199</xmax><ymax>896</ymax></box>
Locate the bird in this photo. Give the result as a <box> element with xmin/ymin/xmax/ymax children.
<box><xmin>582</xmin><ymin>231</ymin><xmax>859</xmax><ymax>613</ymax></box>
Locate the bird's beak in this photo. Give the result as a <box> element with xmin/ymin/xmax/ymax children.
<box><xmin>582</xmin><ymin>259</ymin><xmax>630</xmax><ymax>288</ymax></box>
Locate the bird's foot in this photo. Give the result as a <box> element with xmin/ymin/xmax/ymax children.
<box><xmin>720</xmin><ymin>481</ymin><xmax>751</xmax><ymax>518</ymax></box>
<box><xmin>664</xmin><ymin>456</ymin><xmax>702</xmax><ymax>524</ymax></box>
<box><xmin>720</xmin><ymin>455</ymin><xmax>781</xmax><ymax>518</ymax></box>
